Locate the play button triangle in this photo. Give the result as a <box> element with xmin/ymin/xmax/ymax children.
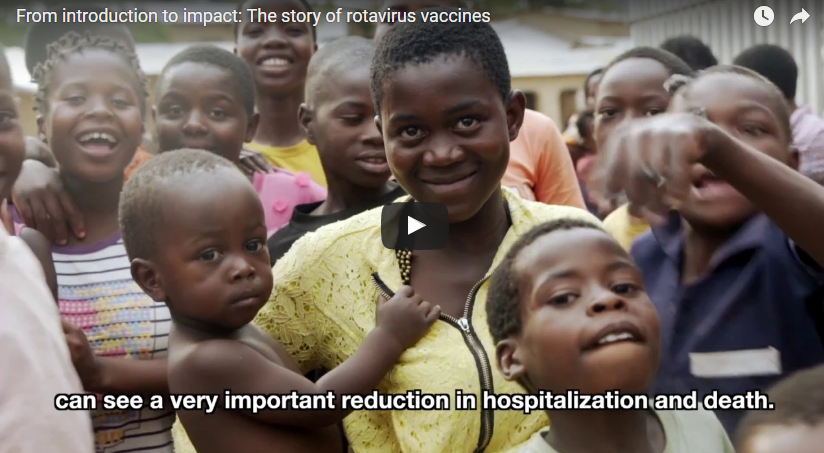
<box><xmin>408</xmin><ymin>216</ymin><xmax>426</xmax><ymax>235</ymax></box>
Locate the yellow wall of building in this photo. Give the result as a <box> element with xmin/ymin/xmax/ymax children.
<box><xmin>16</xmin><ymin>91</ymin><xmax>37</xmax><ymax>137</ymax></box>
<box><xmin>512</xmin><ymin>74</ymin><xmax>586</xmax><ymax>127</ymax></box>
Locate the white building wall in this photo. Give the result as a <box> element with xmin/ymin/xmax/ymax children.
<box><xmin>629</xmin><ymin>0</ymin><xmax>823</xmax><ymax>114</ymax></box>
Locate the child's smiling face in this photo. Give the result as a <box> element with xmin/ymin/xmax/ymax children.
<box><xmin>155</xmin><ymin>62</ymin><xmax>256</xmax><ymax>162</ymax></box>
<box><xmin>40</xmin><ymin>49</ymin><xmax>144</xmax><ymax>182</ymax></box>
<box><xmin>0</xmin><ymin>55</ymin><xmax>24</xmax><ymax>201</ymax></box>
<box><xmin>305</xmin><ymin>64</ymin><xmax>387</xmax><ymax>187</ymax></box>
<box><xmin>377</xmin><ymin>54</ymin><xmax>523</xmax><ymax>223</ymax></box>
<box><xmin>235</xmin><ymin>0</ymin><xmax>315</xmax><ymax>96</ymax></box>
<box><xmin>672</xmin><ymin>72</ymin><xmax>792</xmax><ymax>230</ymax></box>
<box><xmin>594</xmin><ymin>58</ymin><xmax>673</xmax><ymax>149</ymax></box>
<box><xmin>497</xmin><ymin>228</ymin><xmax>660</xmax><ymax>395</ymax></box>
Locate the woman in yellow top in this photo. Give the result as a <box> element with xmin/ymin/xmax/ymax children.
<box><xmin>254</xmin><ymin>17</ymin><xmax>599</xmax><ymax>453</ymax></box>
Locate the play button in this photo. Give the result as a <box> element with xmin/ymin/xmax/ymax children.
<box><xmin>381</xmin><ymin>202</ymin><xmax>448</xmax><ymax>250</ymax></box>
<box><xmin>408</xmin><ymin>216</ymin><xmax>425</xmax><ymax>235</ymax></box>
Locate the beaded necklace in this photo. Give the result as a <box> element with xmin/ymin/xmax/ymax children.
<box><xmin>396</xmin><ymin>249</ymin><xmax>412</xmax><ymax>285</ymax></box>
<box><xmin>393</xmin><ymin>202</ymin><xmax>511</xmax><ymax>285</ymax></box>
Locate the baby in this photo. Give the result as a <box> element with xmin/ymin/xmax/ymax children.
<box><xmin>119</xmin><ymin>149</ymin><xmax>439</xmax><ymax>452</ymax></box>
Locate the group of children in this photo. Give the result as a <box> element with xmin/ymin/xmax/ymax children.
<box><xmin>2</xmin><ymin>1</ymin><xmax>824</xmax><ymax>453</ymax></box>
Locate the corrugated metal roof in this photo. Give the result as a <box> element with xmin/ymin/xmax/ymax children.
<box><xmin>538</xmin><ymin>6</ymin><xmax>628</xmax><ymax>23</ymax></box>
<box><xmin>493</xmin><ymin>20</ymin><xmax>632</xmax><ymax>77</ymax></box>
<box><xmin>628</xmin><ymin>0</ymin><xmax>713</xmax><ymax>22</ymax></box>
<box><xmin>629</xmin><ymin>0</ymin><xmax>824</xmax><ymax>114</ymax></box>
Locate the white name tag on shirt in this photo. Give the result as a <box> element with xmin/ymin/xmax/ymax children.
<box><xmin>690</xmin><ymin>347</ymin><xmax>781</xmax><ymax>378</ymax></box>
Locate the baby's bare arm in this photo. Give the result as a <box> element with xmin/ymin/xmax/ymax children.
<box><xmin>249</xmin><ymin>324</ymin><xmax>300</xmax><ymax>372</ymax></box>
<box><xmin>179</xmin><ymin>288</ymin><xmax>438</xmax><ymax>428</ymax></box>
<box><xmin>62</xmin><ymin>320</ymin><xmax>168</xmax><ymax>394</ymax></box>
<box><xmin>177</xmin><ymin>330</ymin><xmax>407</xmax><ymax>428</ymax></box>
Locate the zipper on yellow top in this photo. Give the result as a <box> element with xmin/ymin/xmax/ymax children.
<box><xmin>372</xmin><ymin>273</ymin><xmax>495</xmax><ymax>453</ymax></box>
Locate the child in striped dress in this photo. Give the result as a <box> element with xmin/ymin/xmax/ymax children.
<box><xmin>18</xmin><ymin>32</ymin><xmax>174</xmax><ymax>452</ymax></box>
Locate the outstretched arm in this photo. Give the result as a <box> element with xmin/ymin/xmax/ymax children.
<box><xmin>63</xmin><ymin>320</ymin><xmax>169</xmax><ymax>395</ymax></box>
<box><xmin>181</xmin><ymin>287</ymin><xmax>439</xmax><ymax>428</ymax></box>
<box><xmin>24</xmin><ymin>136</ymin><xmax>56</xmax><ymax>168</ymax></box>
<box><xmin>702</xmin><ymin>129</ymin><xmax>824</xmax><ymax>267</ymax></box>
<box><xmin>596</xmin><ymin>112</ymin><xmax>824</xmax><ymax>268</ymax></box>
<box><xmin>12</xmin><ymin>160</ymin><xmax>84</xmax><ymax>245</ymax></box>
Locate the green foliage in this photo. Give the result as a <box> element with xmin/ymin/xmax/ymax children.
<box><xmin>0</xmin><ymin>21</ymin><xmax>175</xmax><ymax>46</ymax></box>
<box><xmin>0</xmin><ymin>24</ymin><xmax>24</xmax><ymax>47</ymax></box>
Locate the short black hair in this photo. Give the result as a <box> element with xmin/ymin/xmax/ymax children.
<box><xmin>233</xmin><ymin>0</ymin><xmax>317</xmax><ymax>42</ymax></box>
<box><xmin>158</xmin><ymin>44</ymin><xmax>256</xmax><ymax>115</ymax></box>
<box><xmin>660</xmin><ymin>35</ymin><xmax>718</xmax><ymax>71</ymax></box>
<box><xmin>584</xmin><ymin>67</ymin><xmax>604</xmax><ymax>98</ymax></box>
<box><xmin>733</xmin><ymin>44</ymin><xmax>798</xmax><ymax>100</ymax></box>
<box><xmin>120</xmin><ymin>148</ymin><xmax>242</xmax><ymax>261</ymax></box>
<box><xmin>605</xmin><ymin>46</ymin><xmax>695</xmax><ymax>80</ymax></box>
<box><xmin>371</xmin><ymin>6</ymin><xmax>510</xmax><ymax>115</ymax></box>
<box><xmin>32</xmin><ymin>32</ymin><xmax>148</xmax><ymax>115</ymax></box>
<box><xmin>487</xmin><ymin>218</ymin><xmax>605</xmax><ymax>345</ymax></box>
<box><xmin>736</xmin><ymin>365</ymin><xmax>824</xmax><ymax>449</ymax></box>
<box><xmin>306</xmin><ymin>36</ymin><xmax>375</xmax><ymax>105</ymax></box>
<box><xmin>24</xmin><ymin>5</ymin><xmax>133</xmax><ymax>75</ymax></box>
<box><xmin>672</xmin><ymin>65</ymin><xmax>791</xmax><ymax>141</ymax></box>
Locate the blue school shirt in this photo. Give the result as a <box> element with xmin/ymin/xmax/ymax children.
<box><xmin>631</xmin><ymin>212</ymin><xmax>824</xmax><ymax>435</ymax></box>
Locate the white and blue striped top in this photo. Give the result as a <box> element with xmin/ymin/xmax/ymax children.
<box><xmin>53</xmin><ymin>232</ymin><xmax>174</xmax><ymax>453</ymax></box>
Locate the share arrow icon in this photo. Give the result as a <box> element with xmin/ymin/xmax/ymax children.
<box><xmin>791</xmin><ymin>8</ymin><xmax>810</xmax><ymax>24</ymax></box>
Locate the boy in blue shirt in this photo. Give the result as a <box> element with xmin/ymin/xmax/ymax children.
<box><xmin>596</xmin><ymin>65</ymin><xmax>824</xmax><ymax>435</ymax></box>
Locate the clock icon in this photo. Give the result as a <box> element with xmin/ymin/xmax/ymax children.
<box><xmin>755</xmin><ymin>6</ymin><xmax>774</xmax><ymax>26</ymax></box>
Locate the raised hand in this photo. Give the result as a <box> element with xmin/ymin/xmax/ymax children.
<box><xmin>238</xmin><ymin>148</ymin><xmax>274</xmax><ymax>178</ymax></box>
<box><xmin>12</xmin><ymin>160</ymin><xmax>84</xmax><ymax>245</ymax></box>
<box><xmin>62</xmin><ymin>319</ymin><xmax>103</xmax><ymax>391</ymax></box>
<box><xmin>375</xmin><ymin>285</ymin><xmax>441</xmax><ymax>352</ymax></box>
<box><xmin>592</xmin><ymin>112</ymin><xmax>721</xmax><ymax>223</ymax></box>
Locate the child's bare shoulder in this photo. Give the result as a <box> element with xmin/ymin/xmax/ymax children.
<box><xmin>246</xmin><ymin>324</ymin><xmax>301</xmax><ymax>372</ymax></box>
<box><xmin>170</xmin><ymin>325</ymin><xmax>295</xmax><ymax>391</ymax></box>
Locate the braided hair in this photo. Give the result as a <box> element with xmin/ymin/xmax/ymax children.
<box><xmin>32</xmin><ymin>31</ymin><xmax>148</xmax><ymax>115</ymax></box>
